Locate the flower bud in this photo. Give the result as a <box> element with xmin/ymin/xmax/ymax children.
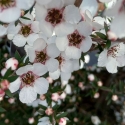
<box><xmin>45</xmin><ymin>108</ymin><xmax>53</xmax><ymax>116</ymax></box>
<box><xmin>28</xmin><ymin>117</ymin><xmax>35</xmax><ymax>124</ymax></box>
<box><xmin>107</xmin><ymin>31</ymin><xmax>117</xmax><ymax>41</ymax></box>
<box><xmin>60</xmin><ymin>92</ymin><xmax>66</xmax><ymax>100</ymax></box>
<box><xmin>59</xmin><ymin>118</ymin><xmax>67</xmax><ymax>125</ymax></box>
<box><xmin>0</xmin><ymin>89</ymin><xmax>5</xmax><ymax>97</ymax></box>
<box><xmin>51</xmin><ymin>93</ymin><xmax>60</xmax><ymax>101</ymax></box>
<box><xmin>40</xmin><ymin>94</ymin><xmax>46</xmax><ymax>100</ymax></box>
<box><xmin>1</xmin><ymin>68</ymin><xmax>7</xmax><ymax>76</ymax></box>
<box><xmin>0</xmin><ymin>80</ymin><xmax>10</xmax><ymax>90</ymax></box>
<box><xmin>5</xmin><ymin>58</ymin><xmax>18</xmax><ymax>70</ymax></box>
<box><xmin>88</xmin><ymin>74</ymin><xmax>95</xmax><ymax>81</ymax></box>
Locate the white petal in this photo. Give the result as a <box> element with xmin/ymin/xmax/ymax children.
<box><xmin>19</xmin><ymin>86</ymin><xmax>37</xmax><ymax>104</ymax></box>
<box><xmin>35</xmin><ymin>3</ymin><xmax>47</xmax><ymax>21</ymax></box>
<box><xmin>13</xmin><ymin>34</ymin><xmax>27</xmax><ymax>47</ymax></box>
<box><xmin>56</xmin><ymin>36</ymin><xmax>69</xmax><ymax>51</ymax></box>
<box><xmin>79</xmin><ymin>0</ymin><xmax>98</xmax><ymax>17</ymax></box>
<box><xmin>34</xmin><ymin>77</ymin><xmax>49</xmax><ymax>94</ymax></box>
<box><xmin>99</xmin><ymin>0</ymin><xmax>112</xmax><ymax>3</ymax></box>
<box><xmin>31</xmin><ymin>21</ymin><xmax>40</xmax><ymax>33</ymax></box>
<box><xmin>40</xmin><ymin>20</ymin><xmax>54</xmax><ymax>37</ymax></box>
<box><xmin>61</xmin><ymin>60</ymin><xmax>73</xmax><ymax>73</ymax></box>
<box><xmin>77</xmin><ymin>21</ymin><xmax>92</xmax><ymax>36</ymax></box>
<box><xmin>49</xmin><ymin>69</ymin><xmax>60</xmax><ymax>80</ymax></box>
<box><xmin>0</xmin><ymin>25</ymin><xmax>7</xmax><ymax>37</ymax></box>
<box><xmin>61</xmin><ymin>72</ymin><xmax>71</xmax><ymax>81</ymax></box>
<box><xmin>65</xmin><ymin>46</ymin><xmax>81</xmax><ymax>59</ymax></box>
<box><xmin>16</xmin><ymin>0</ymin><xmax>35</xmax><ymax>10</ymax></box>
<box><xmin>98</xmin><ymin>50</ymin><xmax>108</xmax><ymax>67</ymax></box>
<box><xmin>45</xmin><ymin>0</ymin><xmax>64</xmax><ymax>9</ymax></box>
<box><xmin>55</xmin><ymin>22</ymin><xmax>74</xmax><ymax>37</ymax></box>
<box><xmin>47</xmin><ymin>35</ymin><xmax>56</xmax><ymax>44</ymax></box>
<box><xmin>64</xmin><ymin>5</ymin><xmax>81</xmax><ymax>24</ymax></box>
<box><xmin>9</xmin><ymin>77</ymin><xmax>21</xmax><ymax>93</ymax></box>
<box><xmin>62</xmin><ymin>0</ymin><xmax>75</xmax><ymax>6</ymax></box>
<box><xmin>116</xmin><ymin>56</ymin><xmax>125</xmax><ymax>67</ymax></box>
<box><xmin>45</xmin><ymin>58</ymin><xmax>59</xmax><ymax>72</ymax></box>
<box><xmin>72</xmin><ymin>59</ymin><xmax>80</xmax><ymax>71</ymax></box>
<box><xmin>33</xmin><ymin>38</ymin><xmax>47</xmax><ymax>51</ymax></box>
<box><xmin>0</xmin><ymin>7</ymin><xmax>21</xmax><ymax>23</ymax></box>
<box><xmin>27</xmin><ymin>49</ymin><xmax>35</xmax><ymax>62</ymax></box>
<box><xmin>84</xmin><ymin>10</ymin><xmax>93</xmax><ymax>23</ymax></box>
<box><xmin>36</xmin><ymin>0</ymin><xmax>52</xmax><ymax>5</ymax></box>
<box><xmin>80</xmin><ymin>36</ymin><xmax>92</xmax><ymax>52</ymax></box>
<box><xmin>33</xmin><ymin>63</ymin><xmax>48</xmax><ymax>76</ymax></box>
<box><xmin>27</xmin><ymin>33</ymin><xmax>39</xmax><ymax>46</ymax></box>
<box><xmin>46</xmin><ymin>43</ymin><xmax>60</xmax><ymax>58</ymax></box>
<box><xmin>106</xmin><ymin>57</ymin><xmax>117</xmax><ymax>73</ymax></box>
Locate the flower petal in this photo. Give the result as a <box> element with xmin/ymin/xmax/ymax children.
<box><xmin>62</xmin><ymin>0</ymin><xmax>75</xmax><ymax>6</ymax></box>
<box><xmin>27</xmin><ymin>49</ymin><xmax>36</xmax><ymax>62</ymax></box>
<box><xmin>34</xmin><ymin>77</ymin><xmax>49</xmax><ymax>94</ymax></box>
<box><xmin>61</xmin><ymin>72</ymin><xmax>71</xmax><ymax>81</ymax></box>
<box><xmin>19</xmin><ymin>86</ymin><xmax>37</xmax><ymax>104</ymax></box>
<box><xmin>0</xmin><ymin>25</ymin><xmax>7</xmax><ymax>37</ymax></box>
<box><xmin>31</xmin><ymin>21</ymin><xmax>40</xmax><ymax>33</ymax></box>
<box><xmin>49</xmin><ymin>69</ymin><xmax>60</xmax><ymax>80</ymax></box>
<box><xmin>36</xmin><ymin>0</ymin><xmax>52</xmax><ymax>5</ymax></box>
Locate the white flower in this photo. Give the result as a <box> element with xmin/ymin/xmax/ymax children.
<box><xmin>56</xmin><ymin>21</ymin><xmax>92</xmax><ymax>59</ymax></box>
<box><xmin>35</xmin><ymin>0</ymin><xmax>81</xmax><ymax>37</ymax></box>
<box><xmin>105</xmin><ymin>0</ymin><xmax>125</xmax><ymax>38</ymax></box>
<box><xmin>38</xmin><ymin>117</ymin><xmax>52</xmax><ymax>125</ymax></box>
<box><xmin>91</xmin><ymin>116</ymin><xmax>101</xmax><ymax>125</ymax></box>
<box><xmin>9</xmin><ymin>63</ymin><xmax>49</xmax><ymax>104</ymax></box>
<box><xmin>0</xmin><ymin>24</ymin><xmax>7</xmax><ymax>37</ymax></box>
<box><xmin>98</xmin><ymin>42</ymin><xmax>125</xmax><ymax>73</ymax></box>
<box><xmin>27</xmin><ymin>38</ymin><xmax>60</xmax><ymax>72</ymax></box>
<box><xmin>7</xmin><ymin>13</ymin><xmax>40</xmax><ymax>47</ymax></box>
<box><xmin>0</xmin><ymin>0</ymin><xmax>35</xmax><ymax>23</ymax></box>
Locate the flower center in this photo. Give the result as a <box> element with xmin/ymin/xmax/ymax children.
<box><xmin>107</xmin><ymin>45</ymin><xmax>119</xmax><ymax>58</ymax></box>
<box><xmin>35</xmin><ymin>51</ymin><xmax>47</xmax><ymax>64</ymax></box>
<box><xmin>67</xmin><ymin>30</ymin><xmax>84</xmax><ymax>47</ymax></box>
<box><xmin>21</xmin><ymin>25</ymin><xmax>31</xmax><ymax>37</ymax></box>
<box><xmin>0</xmin><ymin>0</ymin><xmax>15</xmax><ymax>10</ymax></box>
<box><xmin>56</xmin><ymin>56</ymin><xmax>63</xmax><ymax>65</ymax></box>
<box><xmin>45</xmin><ymin>8</ymin><xmax>63</xmax><ymax>26</ymax></box>
<box><xmin>21</xmin><ymin>71</ymin><xmax>35</xmax><ymax>85</ymax></box>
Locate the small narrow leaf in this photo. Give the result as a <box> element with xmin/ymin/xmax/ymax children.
<box><xmin>5</xmin><ymin>90</ymin><xmax>13</xmax><ymax>98</ymax></box>
<box><xmin>0</xmin><ymin>107</ymin><xmax>6</xmax><ymax>112</ymax></box>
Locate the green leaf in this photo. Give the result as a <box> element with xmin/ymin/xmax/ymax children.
<box><xmin>5</xmin><ymin>90</ymin><xmax>13</xmax><ymax>98</ymax></box>
<box><xmin>39</xmin><ymin>104</ymin><xmax>47</xmax><ymax>110</ymax></box>
<box><xmin>106</xmin><ymin>40</ymin><xmax>111</xmax><ymax>49</ymax></box>
<box><xmin>0</xmin><ymin>107</ymin><xmax>6</xmax><ymax>112</ymax></box>
<box><xmin>96</xmin><ymin>32</ymin><xmax>107</xmax><ymax>40</ymax></box>
<box><xmin>20</xmin><ymin>16</ymin><xmax>31</xmax><ymax>20</ymax></box>
<box><xmin>104</xmin><ymin>22</ymin><xmax>109</xmax><ymax>35</ymax></box>
<box><xmin>56</xmin><ymin>112</ymin><xmax>68</xmax><ymax>119</ymax></box>
<box><xmin>14</xmin><ymin>51</ymin><xmax>22</xmax><ymax>62</ymax></box>
<box><xmin>3</xmin><ymin>68</ymin><xmax>12</xmax><ymax>78</ymax></box>
<box><xmin>7</xmin><ymin>75</ymin><xmax>18</xmax><ymax>82</ymax></box>
<box><xmin>53</xmin><ymin>104</ymin><xmax>60</xmax><ymax>110</ymax></box>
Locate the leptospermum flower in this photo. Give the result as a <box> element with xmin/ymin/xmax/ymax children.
<box><xmin>27</xmin><ymin>38</ymin><xmax>60</xmax><ymax>72</ymax></box>
<box><xmin>0</xmin><ymin>0</ymin><xmax>35</xmax><ymax>23</ymax></box>
<box><xmin>98</xmin><ymin>42</ymin><xmax>125</xmax><ymax>73</ymax></box>
<box><xmin>35</xmin><ymin>0</ymin><xmax>81</xmax><ymax>37</ymax></box>
<box><xmin>9</xmin><ymin>63</ymin><xmax>49</xmax><ymax>103</ymax></box>
<box><xmin>105</xmin><ymin>0</ymin><xmax>125</xmax><ymax>38</ymax></box>
<box><xmin>7</xmin><ymin>13</ymin><xmax>40</xmax><ymax>47</ymax></box>
<box><xmin>0</xmin><ymin>24</ymin><xmax>7</xmax><ymax>37</ymax></box>
<box><xmin>38</xmin><ymin>117</ymin><xmax>52</xmax><ymax>125</ymax></box>
<box><xmin>56</xmin><ymin>21</ymin><xmax>92</xmax><ymax>59</ymax></box>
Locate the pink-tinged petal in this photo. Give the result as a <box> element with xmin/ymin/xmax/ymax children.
<box><xmin>77</xmin><ymin>21</ymin><xmax>92</xmax><ymax>36</ymax></box>
<box><xmin>65</xmin><ymin>46</ymin><xmax>81</xmax><ymax>59</ymax></box>
<box><xmin>27</xmin><ymin>33</ymin><xmax>39</xmax><ymax>46</ymax></box>
<box><xmin>47</xmin><ymin>43</ymin><xmax>60</xmax><ymax>58</ymax></box>
<box><xmin>80</xmin><ymin>36</ymin><xmax>92</xmax><ymax>52</ymax></box>
<box><xmin>31</xmin><ymin>21</ymin><xmax>40</xmax><ymax>33</ymax></box>
<box><xmin>49</xmin><ymin>69</ymin><xmax>60</xmax><ymax>80</ymax></box>
<box><xmin>79</xmin><ymin>0</ymin><xmax>98</xmax><ymax>17</ymax></box>
<box><xmin>13</xmin><ymin>34</ymin><xmax>27</xmax><ymax>47</ymax></box>
<box><xmin>45</xmin><ymin>58</ymin><xmax>59</xmax><ymax>72</ymax></box>
<box><xmin>0</xmin><ymin>7</ymin><xmax>21</xmax><ymax>23</ymax></box>
<box><xmin>34</xmin><ymin>77</ymin><xmax>49</xmax><ymax>94</ymax></box>
<box><xmin>36</xmin><ymin>0</ymin><xmax>52</xmax><ymax>5</ymax></box>
<box><xmin>7</xmin><ymin>23</ymin><xmax>21</xmax><ymax>34</ymax></box>
<box><xmin>20</xmin><ymin>13</ymin><xmax>33</xmax><ymax>25</ymax></box>
<box><xmin>33</xmin><ymin>63</ymin><xmax>48</xmax><ymax>76</ymax></box>
<box><xmin>61</xmin><ymin>60</ymin><xmax>73</xmax><ymax>73</ymax></box>
<box><xmin>33</xmin><ymin>38</ymin><xmax>47</xmax><ymax>51</ymax></box>
<box><xmin>61</xmin><ymin>72</ymin><xmax>71</xmax><ymax>81</ymax></box>
<box><xmin>16</xmin><ymin>0</ymin><xmax>35</xmax><ymax>10</ymax></box>
<box><xmin>45</xmin><ymin>0</ymin><xmax>64</xmax><ymax>9</ymax></box>
<box><xmin>16</xmin><ymin>65</ymin><xmax>33</xmax><ymax>75</ymax></box>
<box><xmin>35</xmin><ymin>3</ymin><xmax>47</xmax><ymax>21</ymax></box>
<box><xmin>0</xmin><ymin>25</ymin><xmax>7</xmax><ymax>37</ymax></box>
<box><xmin>98</xmin><ymin>50</ymin><xmax>108</xmax><ymax>67</ymax></box>
<box><xmin>55</xmin><ymin>22</ymin><xmax>75</xmax><ymax>37</ymax></box>
<box><xmin>106</xmin><ymin>57</ymin><xmax>117</xmax><ymax>73</ymax></box>
<box><xmin>56</xmin><ymin>36</ymin><xmax>69</xmax><ymax>51</ymax></box>
<box><xmin>40</xmin><ymin>20</ymin><xmax>54</xmax><ymax>37</ymax></box>
<box><xmin>19</xmin><ymin>86</ymin><xmax>37</xmax><ymax>104</ymax></box>
<box><xmin>64</xmin><ymin>5</ymin><xmax>81</xmax><ymax>24</ymax></box>
<box><xmin>116</xmin><ymin>56</ymin><xmax>125</xmax><ymax>67</ymax></box>
<box><xmin>27</xmin><ymin>49</ymin><xmax>35</xmax><ymax>62</ymax></box>
<box><xmin>62</xmin><ymin>0</ymin><xmax>75</xmax><ymax>6</ymax></box>
<box><xmin>9</xmin><ymin>77</ymin><xmax>21</xmax><ymax>93</ymax></box>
